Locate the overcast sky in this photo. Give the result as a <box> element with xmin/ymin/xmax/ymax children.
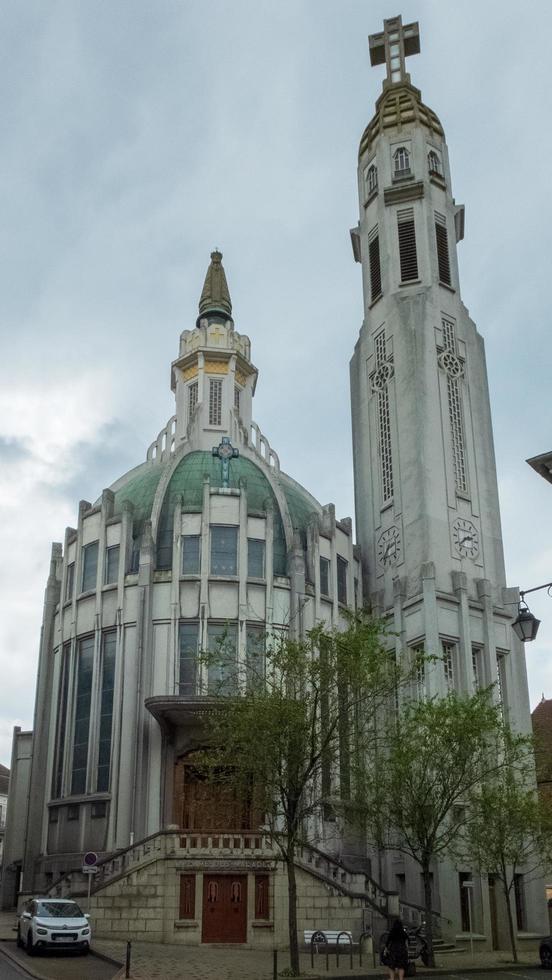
<box><xmin>1</xmin><ymin>0</ymin><xmax>551</xmax><ymax>767</ymax></box>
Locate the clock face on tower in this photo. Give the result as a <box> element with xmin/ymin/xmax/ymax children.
<box><xmin>377</xmin><ymin>526</ymin><xmax>402</xmax><ymax>567</ymax></box>
<box><xmin>452</xmin><ymin>518</ymin><xmax>479</xmax><ymax>559</ymax></box>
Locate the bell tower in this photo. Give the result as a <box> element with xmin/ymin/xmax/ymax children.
<box><xmin>350</xmin><ymin>15</ymin><xmax>528</xmax><ymax>704</ymax></box>
<box><xmin>349</xmin><ymin>14</ymin><xmax>546</xmax><ymax>935</ymax></box>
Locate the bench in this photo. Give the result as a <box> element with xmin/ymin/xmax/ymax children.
<box><xmin>304</xmin><ymin>930</ymin><xmax>354</xmax><ymax>951</ymax></box>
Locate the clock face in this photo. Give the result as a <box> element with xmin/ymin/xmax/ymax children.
<box><xmin>377</xmin><ymin>526</ymin><xmax>402</xmax><ymax>567</ymax></box>
<box><xmin>452</xmin><ymin>518</ymin><xmax>479</xmax><ymax>558</ymax></box>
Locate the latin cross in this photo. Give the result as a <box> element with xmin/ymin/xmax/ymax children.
<box><xmin>212</xmin><ymin>436</ymin><xmax>239</xmax><ymax>488</ymax></box>
<box><xmin>369</xmin><ymin>15</ymin><xmax>420</xmax><ymax>85</ymax></box>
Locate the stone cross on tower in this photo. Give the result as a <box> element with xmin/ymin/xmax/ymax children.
<box><xmin>369</xmin><ymin>15</ymin><xmax>420</xmax><ymax>85</ymax></box>
<box><xmin>212</xmin><ymin>436</ymin><xmax>239</xmax><ymax>488</ymax></box>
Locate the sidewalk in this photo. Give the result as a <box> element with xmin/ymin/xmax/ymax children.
<box><xmin>0</xmin><ymin>910</ymin><xmax>543</xmax><ymax>980</ymax></box>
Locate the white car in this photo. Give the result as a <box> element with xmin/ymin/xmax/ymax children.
<box><xmin>17</xmin><ymin>897</ymin><xmax>91</xmax><ymax>955</ymax></box>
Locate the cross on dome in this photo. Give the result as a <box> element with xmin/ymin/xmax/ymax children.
<box><xmin>369</xmin><ymin>15</ymin><xmax>420</xmax><ymax>85</ymax></box>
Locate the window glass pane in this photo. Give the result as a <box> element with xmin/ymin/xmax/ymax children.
<box><xmin>337</xmin><ymin>556</ymin><xmax>348</xmax><ymax>604</ymax></box>
<box><xmin>71</xmin><ymin>637</ymin><xmax>94</xmax><ymax>794</ymax></box>
<box><xmin>442</xmin><ymin>640</ymin><xmax>455</xmax><ymax>691</ymax></box>
<box><xmin>81</xmin><ymin>541</ymin><xmax>99</xmax><ymax>592</ymax></box>
<box><xmin>246</xmin><ymin>626</ymin><xmax>265</xmax><ymax>692</ymax></box>
<box><xmin>52</xmin><ymin>643</ymin><xmax>71</xmax><ymax>798</ymax></box>
<box><xmin>207</xmin><ymin>623</ymin><xmax>238</xmax><ymax>694</ymax></box>
<box><xmin>209</xmin><ymin>378</ymin><xmax>222</xmax><ymax>426</ymax></box>
<box><xmin>65</xmin><ymin>563</ymin><xmax>75</xmax><ymax>602</ymax></box>
<box><xmin>247</xmin><ymin>539</ymin><xmax>265</xmax><ymax>578</ymax></box>
<box><xmin>320</xmin><ymin>557</ymin><xmax>330</xmax><ymax>597</ymax></box>
<box><xmin>179</xmin><ymin>623</ymin><xmax>198</xmax><ymax>695</ymax></box>
<box><xmin>182</xmin><ymin>535</ymin><xmax>201</xmax><ymax>575</ymax></box>
<box><xmin>188</xmin><ymin>381</ymin><xmax>198</xmax><ymax>418</ymax></box>
<box><xmin>105</xmin><ymin>545</ymin><xmax>119</xmax><ymax>585</ymax></box>
<box><xmin>97</xmin><ymin>632</ymin><xmax>116</xmax><ymax>792</ymax></box>
<box><xmin>210</xmin><ymin>526</ymin><xmax>238</xmax><ymax>575</ymax></box>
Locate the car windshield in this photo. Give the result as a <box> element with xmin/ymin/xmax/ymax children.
<box><xmin>35</xmin><ymin>901</ymin><xmax>83</xmax><ymax>918</ymax></box>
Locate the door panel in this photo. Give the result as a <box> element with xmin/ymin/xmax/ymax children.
<box><xmin>202</xmin><ymin>874</ymin><xmax>247</xmax><ymax>943</ymax></box>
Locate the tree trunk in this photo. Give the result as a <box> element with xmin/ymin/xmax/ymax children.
<box><xmin>501</xmin><ymin>876</ymin><xmax>518</xmax><ymax>963</ymax></box>
<box><xmin>286</xmin><ymin>842</ymin><xmax>300</xmax><ymax>976</ymax></box>
<box><xmin>422</xmin><ymin>863</ymin><xmax>435</xmax><ymax>968</ymax></box>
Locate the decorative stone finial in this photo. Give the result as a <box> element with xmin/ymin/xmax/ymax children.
<box><xmin>198</xmin><ymin>250</ymin><xmax>232</xmax><ymax>318</ymax></box>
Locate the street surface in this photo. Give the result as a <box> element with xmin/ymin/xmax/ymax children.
<box><xmin>0</xmin><ymin>944</ymin><xmax>119</xmax><ymax>980</ymax></box>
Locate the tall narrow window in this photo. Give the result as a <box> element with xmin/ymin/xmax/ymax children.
<box><xmin>459</xmin><ymin>872</ymin><xmax>472</xmax><ymax>932</ymax></box>
<box><xmin>71</xmin><ymin>636</ymin><xmax>94</xmax><ymax>795</ymax></box>
<box><xmin>104</xmin><ymin>545</ymin><xmax>119</xmax><ymax>585</ymax></box>
<box><xmin>442</xmin><ymin>640</ymin><xmax>456</xmax><ymax>692</ymax></box>
<box><xmin>435</xmin><ymin>212</ymin><xmax>452</xmax><ymax>285</ymax></box>
<box><xmin>514</xmin><ymin>874</ymin><xmax>526</xmax><ymax>930</ymax></box>
<box><xmin>397</xmin><ymin>208</ymin><xmax>418</xmax><ymax>281</ymax></box>
<box><xmin>368</xmin><ymin>226</ymin><xmax>382</xmax><ymax>301</ymax></box>
<box><xmin>393</xmin><ymin>146</ymin><xmax>411</xmax><ymax>177</ymax></box>
<box><xmin>366</xmin><ymin>163</ymin><xmax>378</xmax><ymax>194</ymax></box>
<box><xmin>188</xmin><ymin>381</ymin><xmax>198</xmax><ymax>419</ymax></box>
<box><xmin>210</xmin><ymin>526</ymin><xmax>238</xmax><ymax>575</ymax></box>
<box><xmin>179</xmin><ymin>875</ymin><xmax>196</xmax><ymax>919</ymax></box>
<box><xmin>319</xmin><ymin>556</ymin><xmax>330</xmax><ymax>597</ymax></box>
<box><xmin>471</xmin><ymin>646</ymin><xmax>482</xmax><ymax>690</ymax></box>
<box><xmin>209</xmin><ymin>378</ymin><xmax>222</xmax><ymax>426</ymax></box>
<box><xmin>65</xmin><ymin>562</ymin><xmax>75</xmax><ymax>602</ymax></box>
<box><xmin>234</xmin><ymin>385</ymin><xmax>241</xmax><ymax>416</ymax></box>
<box><xmin>373</xmin><ymin>331</ymin><xmax>394</xmax><ymax>503</ymax></box>
<box><xmin>97</xmin><ymin>632</ymin><xmax>116</xmax><ymax>792</ymax></box>
<box><xmin>52</xmin><ymin>642</ymin><xmax>71</xmax><ymax>798</ymax></box>
<box><xmin>428</xmin><ymin>150</ymin><xmax>441</xmax><ymax>176</ymax></box>
<box><xmin>81</xmin><ymin>541</ymin><xmax>99</xmax><ymax>592</ymax></box>
<box><xmin>246</xmin><ymin>625</ymin><xmax>265</xmax><ymax>692</ymax></box>
<box><xmin>410</xmin><ymin>644</ymin><xmax>425</xmax><ymax>700</ymax></box>
<box><xmin>255</xmin><ymin>875</ymin><xmax>270</xmax><ymax>919</ymax></box>
<box><xmin>496</xmin><ymin>652</ymin><xmax>508</xmax><ymax>719</ymax></box>
<box><xmin>441</xmin><ymin>317</ymin><xmax>468</xmax><ymax>494</ymax></box>
<box><xmin>179</xmin><ymin>623</ymin><xmax>199</xmax><ymax>696</ymax></box>
<box><xmin>247</xmin><ymin>538</ymin><xmax>265</xmax><ymax>578</ymax></box>
<box><xmin>337</xmin><ymin>556</ymin><xmax>348</xmax><ymax>605</ymax></box>
<box><xmin>182</xmin><ymin>535</ymin><xmax>201</xmax><ymax>575</ymax></box>
<box><xmin>207</xmin><ymin>623</ymin><xmax>238</xmax><ymax>695</ymax></box>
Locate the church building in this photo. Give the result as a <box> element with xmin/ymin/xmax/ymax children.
<box><xmin>2</xmin><ymin>14</ymin><xmax>546</xmax><ymax>949</ymax></box>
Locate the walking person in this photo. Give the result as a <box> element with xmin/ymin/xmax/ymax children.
<box><xmin>381</xmin><ymin>918</ymin><xmax>409</xmax><ymax>980</ymax></box>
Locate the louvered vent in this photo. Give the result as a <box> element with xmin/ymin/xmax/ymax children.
<box><xmin>435</xmin><ymin>213</ymin><xmax>451</xmax><ymax>285</ymax></box>
<box><xmin>397</xmin><ymin>209</ymin><xmax>418</xmax><ymax>281</ymax></box>
<box><xmin>368</xmin><ymin>226</ymin><xmax>382</xmax><ymax>301</ymax></box>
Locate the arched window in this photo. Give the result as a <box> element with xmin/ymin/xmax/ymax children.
<box><xmin>428</xmin><ymin>150</ymin><xmax>441</xmax><ymax>176</ymax></box>
<box><xmin>366</xmin><ymin>164</ymin><xmax>378</xmax><ymax>194</ymax></box>
<box><xmin>393</xmin><ymin>146</ymin><xmax>410</xmax><ymax>176</ymax></box>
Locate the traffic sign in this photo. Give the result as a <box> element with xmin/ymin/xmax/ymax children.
<box><xmin>83</xmin><ymin>851</ymin><xmax>98</xmax><ymax>867</ymax></box>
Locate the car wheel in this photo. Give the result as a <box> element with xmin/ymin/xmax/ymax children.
<box><xmin>26</xmin><ymin>932</ymin><xmax>36</xmax><ymax>956</ymax></box>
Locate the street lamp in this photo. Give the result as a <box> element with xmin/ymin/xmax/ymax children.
<box><xmin>511</xmin><ymin>582</ymin><xmax>552</xmax><ymax>643</ymax></box>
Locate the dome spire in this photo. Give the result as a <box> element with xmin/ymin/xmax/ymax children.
<box><xmin>198</xmin><ymin>249</ymin><xmax>232</xmax><ymax>320</ymax></box>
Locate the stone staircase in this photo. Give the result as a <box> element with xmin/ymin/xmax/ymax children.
<box><xmin>46</xmin><ymin>829</ymin><xmax>444</xmax><ymax>937</ymax></box>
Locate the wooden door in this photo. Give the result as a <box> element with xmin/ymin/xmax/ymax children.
<box><xmin>202</xmin><ymin>875</ymin><xmax>247</xmax><ymax>943</ymax></box>
<box><xmin>174</xmin><ymin>756</ymin><xmax>256</xmax><ymax>831</ymax></box>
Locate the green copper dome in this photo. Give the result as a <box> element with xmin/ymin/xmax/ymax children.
<box><xmin>110</xmin><ymin>450</ymin><xmax>321</xmax><ymax>576</ymax></box>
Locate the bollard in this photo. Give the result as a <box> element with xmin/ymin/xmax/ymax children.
<box><xmin>125</xmin><ymin>939</ymin><xmax>131</xmax><ymax>978</ymax></box>
<box><xmin>273</xmin><ymin>948</ymin><xmax>278</xmax><ymax>980</ymax></box>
